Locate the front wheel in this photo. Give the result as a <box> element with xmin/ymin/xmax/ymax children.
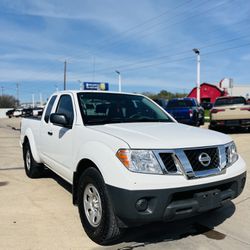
<box><xmin>78</xmin><ymin>167</ymin><xmax>122</xmax><ymax>245</ymax></box>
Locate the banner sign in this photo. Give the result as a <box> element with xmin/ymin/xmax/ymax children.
<box><xmin>83</xmin><ymin>82</ymin><xmax>109</xmax><ymax>91</ymax></box>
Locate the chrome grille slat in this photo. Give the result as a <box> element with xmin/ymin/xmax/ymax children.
<box><xmin>154</xmin><ymin>145</ymin><xmax>228</xmax><ymax>179</ymax></box>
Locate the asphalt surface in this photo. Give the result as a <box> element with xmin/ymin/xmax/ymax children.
<box><xmin>0</xmin><ymin>118</ymin><xmax>249</xmax><ymax>250</ymax></box>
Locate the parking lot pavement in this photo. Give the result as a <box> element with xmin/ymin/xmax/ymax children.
<box><xmin>0</xmin><ymin>118</ymin><xmax>249</xmax><ymax>250</ymax></box>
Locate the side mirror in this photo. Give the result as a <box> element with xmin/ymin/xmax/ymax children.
<box><xmin>50</xmin><ymin>113</ymin><xmax>71</xmax><ymax>128</ymax></box>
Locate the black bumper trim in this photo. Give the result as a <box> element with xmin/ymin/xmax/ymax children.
<box><xmin>106</xmin><ymin>172</ymin><xmax>246</xmax><ymax>227</ymax></box>
<box><xmin>211</xmin><ymin>119</ymin><xmax>250</xmax><ymax>127</ymax></box>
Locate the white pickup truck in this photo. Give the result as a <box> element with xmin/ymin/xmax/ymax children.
<box><xmin>20</xmin><ymin>91</ymin><xmax>246</xmax><ymax>244</ymax></box>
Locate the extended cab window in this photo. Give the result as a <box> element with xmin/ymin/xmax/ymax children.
<box><xmin>44</xmin><ymin>95</ymin><xmax>57</xmax><ymax>123</ymax></box>
<box><xmin>56</xmin><ymin>95</ymin><xmax>74</xmax><ymax>125</ymax></box>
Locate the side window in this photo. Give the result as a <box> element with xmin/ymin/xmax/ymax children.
<box><xmin>56</xmin><ymin>95</ymin><xmax>74</xmax><ymax>125</ymax></box>
<box><xmin>44</xmin><ymin>95</ymin><xmax>57</xmax><ymax>123</ymax></box>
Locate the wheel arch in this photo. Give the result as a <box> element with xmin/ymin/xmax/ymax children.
<box><xmin>72</xmin><ymin>158</ymin><xmax>101</xmax><ymax>205</ymax></box>
<box><xmin>22</xmin><ymin>129</ymin><xmax>42</xmax><ymax>163</ymax></box>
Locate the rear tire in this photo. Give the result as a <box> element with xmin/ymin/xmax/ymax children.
<box><xmin>23</xmin><ymin>142</ymin><xmax>44</xmax><ymax>178</ymax></box>
<box><xmin>78</xmin><ymin>167</ymin><xmax>122</xmax><ymax>245</ymax></box>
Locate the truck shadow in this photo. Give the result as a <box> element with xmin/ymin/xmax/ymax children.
<box><xmin>97</xmin><ymin>203</ymin><xmax>235</xmax><ymax>250</ymax></box>
<box><xmin>44</xmin><ymin>169</ymin><xmax>235</xmax><ymax>249</ymax></box>
<box><xmin>44</xmin><ymin>169</ymin><xmax>72</xmax><ymax>194</ymax></box>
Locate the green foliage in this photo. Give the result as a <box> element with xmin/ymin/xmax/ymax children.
<box><xmin>204</xmin><ymin>109</ymin><xmax>211</xmax><ymax>122</ymax></box>
<box><xmin>0</xmin><ymin>95</ymin><xmax>19</xmax><ymax>108</ymax></box>
<box><xmin>141</xmin><ymin>89</ymin><xmax>187</xmax><ymax>100</ymax></box>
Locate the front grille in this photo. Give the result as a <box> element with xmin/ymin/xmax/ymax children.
<box><xmin>184</xmin><ymin>147</ymin><xmax>219</xmax><ymax>172</ymax></box>
<box><xmin>159</xmin><ymin>153</ymin><xmax>177</xmax><ymax>173</ymax></box>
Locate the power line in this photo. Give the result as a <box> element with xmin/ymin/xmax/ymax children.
<box><xmin>123</xmin><ymin>41</ymin><xmax>250</xmax><ymax>73</ymax></box>
<box><xmin>67</xmin><ymin>0</ymin><xmax>194</xmax><ymax>61</ymax></box>
<box><xmin>91</xmin><ymin>0</ymin><xmax>232</xmax><ymax>56</ymax></box>
<box><xmin>70</xmin><ymin>0</ymin><xmax>237</xmax><ymax>74</ymax></box>
<box><xmin>94</xmin><ymin>0</ymin><xmax>197</xmax><ymax>53</ymax></box>
<box><xmin>81</xmin><ymin>33</ymin><xmax>250</xmax><ymax>76</ymax></box>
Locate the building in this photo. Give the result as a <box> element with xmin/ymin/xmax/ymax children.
<box><xmin>227</xmin><ymin>85</ymin><xmax>250</xmax><ymax>99</ymax></box>
<box><xmin>188</xmin><ymin>83</ymin><xmax>227</xmax><ymax>103</ymax></box>
<box><xmin>219</xmin><ymin>78</ymin><xmax>250</xmax><ymax>99</ymax></box>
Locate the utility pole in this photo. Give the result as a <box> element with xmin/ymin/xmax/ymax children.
<box><xmin>1</xmin><ymin>86</ymin><xmax>3</xmax><ymax>96</ymax></box>
<box><xmin>39</xmin><ymin>93</ymin><xmax>43</xmax><ymax>106</ymax></box>
<box><xmin>92</xmin><ymin>56</ymin><xmax>96</xmax><ymax>82</ymax></box>
<box><xmin>32</xmin><ymin>94</ymin><xmax>35</xmax><ymax>108</ymax></box>
<box><xmin>115</xmin><ymin>70</ymin><xmax>122</xmax><ymax>92</ymax></box>
<box><xmin>64</xmin><ymin>60</ymin><xmax>67</xmax><ymax>90</ymax></box>
<box><xmin>193</xmin><ymin>48</ymin><xmax>201</xmax><ymax>103</ymax></box>
<box><xmin>16</xmin><ymin>83</ymin><xmax>19</xmax><ymax>106</ymax></box>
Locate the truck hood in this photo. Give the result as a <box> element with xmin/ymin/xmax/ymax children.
<box><xmin>90</xmin><ymin>122</ymin><xmax>232</xmax><ymax>149</ymax></box>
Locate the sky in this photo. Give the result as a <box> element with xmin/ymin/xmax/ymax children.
<box><xmin>0</xmin><ymin>0</ymin><xmax>250</xmax><ymax>103</ymax></box>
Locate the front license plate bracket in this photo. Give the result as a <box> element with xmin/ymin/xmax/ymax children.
<box><xmin>194</xmin><ymin>189</ymin><xmax>221</xmax><ymax>212</ymax></box>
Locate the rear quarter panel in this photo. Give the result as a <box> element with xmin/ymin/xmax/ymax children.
<box><xmin>20</xmin><ymin>118</ymin><xmax>42</xmax><ymax>163</ymax></box>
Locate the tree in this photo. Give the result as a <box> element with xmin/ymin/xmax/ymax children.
<box><xmin>142</xmin><ymin>89</ymin><xmax>187</xmax><ymax>100</ymax></box>
<box><xmin>0</xmin><ymin>95</ymin><xmax>19</xmax><ymax>108</ymax></box>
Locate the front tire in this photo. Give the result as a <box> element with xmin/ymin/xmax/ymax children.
<box><xmin>78</xmin><ymin>167</ymin><xmax>122</xmax><ymax>245</ymax></box>
<box><xmin>23</xmin><ymin>142</ymin><xmax>44</xmax><ymax>178</ymax></box>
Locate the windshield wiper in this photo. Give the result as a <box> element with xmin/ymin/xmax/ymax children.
<box><xmin>86</xmin><ymin>118</ymin><xmax>125</xmax><ymax>125</ymax></box>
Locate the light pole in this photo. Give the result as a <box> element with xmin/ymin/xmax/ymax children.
<box><xmin>115</xmin><ymin>70</ymin><xmax>121</xmax><ymax>92</ymax></box>
<box><xmin>64</xmin><ymin>60</ymin><xmax>67</xmax><ymax>90</ymax></box>
<box><xmin>77</xmin><ymin>80</ymin><xmax>83</xmax><ymax>90</ymax></box>
<box><xmin>193</xmin><ymin>48</ymin><xmax>200</xmax><ymax>103</ymax></box>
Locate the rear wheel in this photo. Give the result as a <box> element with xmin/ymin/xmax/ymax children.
<box><xmin>78</xmin><ymin>167</ymin><xmax>122</xmax><ymax>245</ymax></box>
<box><xmin>23</xmin><ymin>142</ymin><xmax>44</xmax><ymax>178</ymax></box>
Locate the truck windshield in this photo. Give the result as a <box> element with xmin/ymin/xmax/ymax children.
<box><xmin>77</xmin><ymin>93</ymin><xmax>173</xmax><ymax>125</ymax></box>
<box><xmin>167</xmin><ymin>99</ymin><xmax>194</xmax><ymax>108</ymax></box>
<box><xmin>214</xmin><ymin>97</ymin><xmax>246</xmax><ymax>107</ymax></box>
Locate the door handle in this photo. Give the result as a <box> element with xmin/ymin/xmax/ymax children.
<box><xmin>48</xmin><ymin>131</ymin><xmax>53</xmax><ymax>136</ymax></box>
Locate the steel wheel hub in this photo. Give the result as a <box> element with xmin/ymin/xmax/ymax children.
<box><xmin>83</xmin><ymin>184</ymin><xmax>102</xmax><ymax>227</ymax></box>
<box><xmin>26</xmin><ymin>150</ymin><xmax>31</xmax><ymax>171</ymax></box>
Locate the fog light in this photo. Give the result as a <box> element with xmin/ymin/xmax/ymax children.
<box><xmin>135</xmin><ymin>198</ymin><xmax>148</xmax><ymax>212</ymax></box>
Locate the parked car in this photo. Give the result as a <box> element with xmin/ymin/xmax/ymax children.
<box><xmin>165</xmin><ymin>98</ymin><xmax>204</xmax><ymax>126</ymax></box>
<box><xmin>22</xmin><ymin>108</ymin><xmax>33</xmax><ymax>117</ymax></box>
<box><xmin>32</xmin><ymin>107</ymin><xmax>44</xmax><ymax>117</ymax></box>
<box><xmin>13</xmin><ymin>109</ymin><xmax>23</xmax><ymax>117</ymax></box>
<box><xmin>6</xmin><ymin>109</ymin><xmax>15</xmax><ymax>118</ymax></box>
<box><xmin>201</xmin><ymin>102</ymin><xmax>213</xmax><ymax>110</ymax></box>
<box><xmin>209</xmin><ymin>96</ymin><xmax>250</xmax><ymax>130</ymax></box>
<box><xmin>20</xmin><ymin>91</ymin><xmax>246</xmax><ymax>244</ymax></box>
<box><xmin>152</xmin><ymin>98</ymin><xmax>168</xmax><ymax>109</ymax></box>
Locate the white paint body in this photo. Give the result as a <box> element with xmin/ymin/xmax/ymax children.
<box><xmin>20</xmin><ymin>91</ymin><xmax>246</xmax><ymax>191</ymax></box>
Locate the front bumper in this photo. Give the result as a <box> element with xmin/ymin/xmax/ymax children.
<box><xmin>107</xmin><ymin>171</ymin><xmax>246</xmax><ymax>227</ymax></box>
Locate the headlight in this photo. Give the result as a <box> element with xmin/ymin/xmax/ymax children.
<box><xmin>116</xmin><ymin>149</ymin><xmax>163</xmax><ymax>174</ymax></box>
<box><xmin>227</xmin><ymin>141</ymin><xmax>238</xmax><ymax>166</ymax></box>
